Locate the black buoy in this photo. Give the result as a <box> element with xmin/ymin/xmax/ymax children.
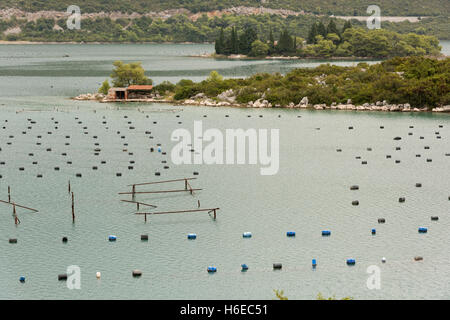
<box><xmin>352</xmin><ymin>200</ymin><xmax>359</xmax><ymax>206</ymax></box>
<box><xmin>141</xmin><ymin>235</ymin><xmax>149</xmax><ymax>241</ymax></box>
<box><xmin>378</xmin><ymin>218</ymin><xmax>386</xmax><ymax>224</ymax></box>
<box><xmin>58</xmin><ymin>274</ymin><xmax>68</xmax><ymax>281</ymax></box>
<box><xmin>273</xmin><ymin>263</ymin><xmax>282</xmax><ymax>270</ymax></box>
<box><xmin>62</xmin><ymin>237</ymin><xmax>68</xmax><ymax>243</ymax></box>
<box><xmin>399</xmin><ymin>197</ymin><xmax>406</xmax><ymax>203</ymax></box>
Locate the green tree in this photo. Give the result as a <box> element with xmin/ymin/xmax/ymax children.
<box><xmin>215</xmin><ymin>28</ymin><xmax>224</xmax><ymax>54</ymax></box>
<box><xmin>276</xmin><ymin>28</ymin><xmax>294</xmax><ymax>55</ymax></box>
<box><xmin>307</xmin><ymin>22</ymin><xmax>318</xmax><ymax>44</ymax></box>
<box><xmin>239</xmin><ymin>26</ymin><xmax>258</xmax><ymax>55</ymax></box>
<box><xmin>249</xmin><ymin>40</ymin><xmax>269</xmax><ymax>57</ymax></box>
<box><xmin>317</xmin><ymin>21</ymin><xmax>327</xmax><ymax>38</ymax></box>
<box><xmin>326</xmin><ymin>32</ymin><xmax>341</xmax><ymax>45</ymax></box>
<box><xmin>110</xmin><ymin>61</ymin><xmax>152</xmax><ymax>87</ymax></box>
<box><xmin>98</xmin><ymin>79</ymin><xmax>110</xmax><ymax>94</ymax></box>
<box><xmin>327</xmin><ymin>19</ymin><xmax>340</xmax><ymax>38</ymax></box>
<box><xmin>231</xmin><ymin>26</ymin><xmax>239</xmax><ymax>54</ymax></box>
<box><xmin>315</xmin><ymin>38</ymin><xmax>336</xmax><ymax>57</ymax></box>
<box><xmin>207</xmin><ymin>70</ymin><xmax>223</xmax><ymax>82</ymax></box>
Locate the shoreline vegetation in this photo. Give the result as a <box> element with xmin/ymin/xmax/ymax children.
<box><xmin>74</xmin><ymin>56</ymin><xmax>450</xmax><ymax>113</ymax></box>
<box><xmin>1</xmin><ymin>6</ymin><xmax>449</xmax><ymax>43</ymax></box>
<box><xmin>213</xmin><ymin>22</ymin><xmax>442</xmax><ymax>59</ymax></box>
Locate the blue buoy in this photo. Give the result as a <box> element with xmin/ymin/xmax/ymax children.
<box><xmin>157</xmin><ymin>146</ymin><xmax>162</xmax><ymax>153</ymax></box>
<box><xmin>108</xmin><ymin>235</ymin><xmax>117</xmax><ymax>241</ymax></box>
<box><xmin>207</xmin><ymin>266</ymin><xmax>217</xmax><ymax>273</ymax></box>
<box><xmin>242</xmin><ymin>232</ymin><xmax>252</xmax><ymax>238</ymax></box>
<box><xmin>322</xmin><ymin>230</ymin><xmax>331</xmax><ymax>236</ymax></box>
<box><xmin>312</xmin><ymin>259</ymin><xmax>317</xmax><ymax>268</ymax></box>
<box><xmin>346</xmin><ymin>259</ymin><xmax>356</xmax><ymax>265</ymax></box>
<box><xmin>418</xmin><ymin>227</ymin><xmax>428</xmax><ymax>233</ymax></box>
<box><xmin>371</xmin><ymin>228</ymin><xmax>376</xmax><ymax>235</ymax></box>
<box><xmin>286</xmin><ymin>231</ymin><xmax>296</xmax><ymax>237</ymax></box>
<box><xmin>19</xmin><ymin>276</ymin><xmax>26</xmax><ymax>283</ymax></box>
<box><xmin>241</xmin><ymin>264</ymin><xmax>249</xmax><ymax>271</ymax></box>
<box><xmin>187</xmin><ymin>233</ymin><xmax>197</xmax><ymax>240</ymax></box>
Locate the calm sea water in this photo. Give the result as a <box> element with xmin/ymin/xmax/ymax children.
<box><xmin>0</xmin><ymin>43</ymin><xmax>449</xmax><ymax>300</ymax></box>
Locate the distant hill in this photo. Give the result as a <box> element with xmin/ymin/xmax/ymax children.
<box><xmin>0</xmin><ymin>0</ymin><xmax>449</xmax><ymax>16</ymax></box>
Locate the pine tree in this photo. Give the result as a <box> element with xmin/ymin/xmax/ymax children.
<box><xmin>239</xmin><ymin>26</ymin><xmax>258</xmax><ymax>55</ymax></box>
<box><xmin>317</xmin><ymin>22</ymin><xmax>327</xmax><ymax>38</ymax></box>
<box><xmin>327</xmin><ymin>19</ymin><xmax>339</xmax><ymax>36</ymax></box>
<box><xmin>215</xmin><ymin>28</ymin><xmax>224</xmax><ymax>54</ymax></box>
<box><xmin>307</xmin><ymin>23</ymin><xmax>318</xmax><ymax>44</ymax></box>
<box><xmin>276</xmin><ymin>28</ymin><xmax>293</xmax><ymax>55</ymax></box>
<box><xmin>231</xmin><ymin>26</ymin><xmax>239</xmax><ymax>54</ymax></box>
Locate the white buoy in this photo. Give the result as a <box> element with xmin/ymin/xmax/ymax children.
<box><xmin>96</xmin><ymin>272</ymin><xmax>101</xmax><ymax>279</ymax></box>
<box><xmin>382</xmin><ymin>257</ymin><xmax>386</xmax><ymax>263</ymax></box>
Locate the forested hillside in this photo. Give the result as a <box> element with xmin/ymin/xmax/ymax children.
<box><xmin>1</xmin><ymin>13</ymin><xmax>449</xmax><ymax>42</ymax></box>
<box><xmin>1</xmin><ymin>0</ymin><xmax>449</xmax><ymax>16</ymax></box>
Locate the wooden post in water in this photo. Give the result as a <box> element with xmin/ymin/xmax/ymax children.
<box><xmin>184</xmin><ymin>179</ymin><xmax>188</xmax><ymax>190</ymax></box>
<box><xmin>68</xmin><ymin>180</ymin><xmax>71</xmax><ymax>194</ymax></box>
<box><xmin>132</xmin><ymin>184</ymin><xmax>136</xmax><ymax>201</ymax></box>
<box><xmin>13</xmin><ymin>203</ymin><xmax>17</xmax><ymax>225</ymax></box>
<box><xmin>8</xmin><ymin>186</ymin><xmax>11</xmax><ymax>203</ymax></box>
<box><xmin>71</xmin><ymin>192</ymin><xmax>75</xmax><ymax>223</ymax></box>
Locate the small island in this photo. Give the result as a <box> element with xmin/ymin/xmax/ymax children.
<box><xmin>211</xmin><ymin>21</ymin><xmax>442</xmax><ymax>59</ymax></box>
<box><xmin>75</xmin><ymin>55</ymin><xmax>449</xmax><ymax>113</ymax></box>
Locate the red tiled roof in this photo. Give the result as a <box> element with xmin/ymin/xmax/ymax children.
<box><xmin>127</xmin><ymin>85</ymin><xmax>153</xmax><ymax>90</ymax></box>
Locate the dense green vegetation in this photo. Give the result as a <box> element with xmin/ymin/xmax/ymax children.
<box><xmin>215</xmin><ymin>22</ymin><xmax>441</xmax><ymax>58</ymax></box>
<box><xmin>149</xmin><ymin>56</ymin><xmax>449</xmax><ymax>109</ymax></box>
<box><xmin>1</xmin><ymin>0</ymin><xmax>449</xmax><ymax>16</ymax></box>
<box><xmin>1</xmin><ymin>11</ymin><xmax>448</xmax><ymax>43</ymax></box>
<box><xmin>110</xmin><ymin>61</ymin><xmax>152</xmax><ymax>87</ymax></box>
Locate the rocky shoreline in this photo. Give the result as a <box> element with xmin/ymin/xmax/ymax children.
<box><xmin>73</xmin><ymin>91</ymin><xmax>450</xmax><ymax>113</ymax></box>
